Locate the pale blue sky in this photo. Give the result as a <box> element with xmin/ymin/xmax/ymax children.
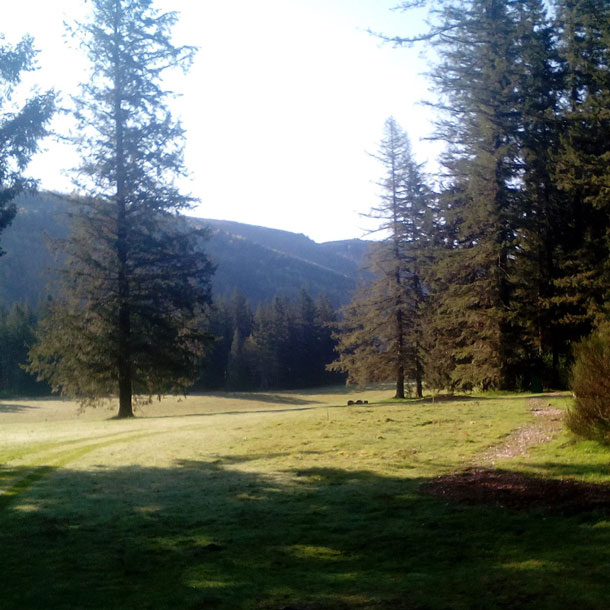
<box><xmin>6</xmin><ymin>0</ymin><xmax>439</xmax><ymax>243</ymax></box>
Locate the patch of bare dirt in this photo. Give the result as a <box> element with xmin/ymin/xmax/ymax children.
<box><xmin>480</xmin><ymin>398</ymin><xmax>564</xmax><ymax>462</ymax></box>
<box><xmin>421</xmin><ymin>468</ymin><xmax>610</xmax><ymax>514</ymax></box>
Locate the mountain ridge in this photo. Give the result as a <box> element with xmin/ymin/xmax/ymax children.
<box><xmin>0</xmin><ymin>192</ymin><xmax>370</xmax><ymax>308</ymax></box>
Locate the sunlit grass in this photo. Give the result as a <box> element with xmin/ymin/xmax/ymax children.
<box><xmin>1</xmin><ymin>388</ymin><xmax>609</xmax><ymax>608</ymax></box>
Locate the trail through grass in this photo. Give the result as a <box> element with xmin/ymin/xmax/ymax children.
<box><xmin>1</xmin><ymin>388</ymin><xmax>609</xmax><ymax>609</ymax></box>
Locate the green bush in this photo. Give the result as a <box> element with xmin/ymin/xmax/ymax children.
<box><xmin>567</xmin><ymin>325</ymin><xmax>610</xmax><ymax>442</ymax></box>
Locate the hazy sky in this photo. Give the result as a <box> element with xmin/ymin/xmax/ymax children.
<box><xmin>5</xmin><ymin>0</ymin><xmax>439</xmax><ymax>243</ymax></box>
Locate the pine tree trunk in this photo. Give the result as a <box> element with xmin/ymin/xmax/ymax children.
<box><xmin>415</xmin><ymin>358</ymin><xmax>423</xmax><ymax>399</ymax></box>
<box><xmin>113</xmin><ymin>9</ymin><xmax>133</xmax><ymax>419</ymax></box>
<box><xmin>117</xmin><ymin>242</ymin><xmax>133</xmax><ymax>418</ymax></box>
<box><xmin>118</xmin><ymin>364</ymin><xmax>133</xmax><ymax>418</ymax></box>
<box><xmin>551</xmin><ymin>341</ymin><xmax>560</xmax><ymax>390</ymax></box>
<box><xmin>395</xmin><ymin>363</ymin><xmax>405</xmax><ymax>399</ymax></box>
<box><xmin>395</xmin><ymin>306</ymin><xmax>406</xmax><ymax>399</ymax></box>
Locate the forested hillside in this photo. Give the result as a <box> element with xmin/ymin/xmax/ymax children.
<box><xmin>0</xmin><ymin>192</ymin><xmax>368</xmax><ymax>309</ymax></box>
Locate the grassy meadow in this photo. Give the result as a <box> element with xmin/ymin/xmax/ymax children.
<box><xmin>1</xmin><ymin>387</ymin><xmax>609</xmax><ymax>609</ymax></box>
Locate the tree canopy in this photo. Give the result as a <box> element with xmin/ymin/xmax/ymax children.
<box><xmin>0</xmin><ymin>34</ymin><xmax>55</xmax><ymax>255</ymax></box>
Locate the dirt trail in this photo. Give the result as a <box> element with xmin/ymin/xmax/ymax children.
<box><xmin>479</xmin><ymin>397</ymin><xmax>564</xmax><ymax>463</ymax></box>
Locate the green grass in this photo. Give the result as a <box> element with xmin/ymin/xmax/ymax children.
<box><xmin>1</xmin><ymin>388</ymin><xmax>609</xmax><ymax>609</ymax></box>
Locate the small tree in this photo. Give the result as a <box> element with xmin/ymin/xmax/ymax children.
<box><xmin>0</xmin><ymin>35</ymin><xmax>55</xmax><ymax>253</ymax></box>
<box><xmin>28</xmin><ymin>0</ymin><xmax>213</xmax><ymax>417</ymax></box>
<box><xmin>566</xmin><ymin>325</ymin><xmax>610</xmax><ymax>442</ymax></box>
<box><xmin>330</xmin><ymin>118</ymin><xmax>431</xmax><ymax>398</ymax></box>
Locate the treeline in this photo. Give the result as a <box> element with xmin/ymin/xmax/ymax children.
<box><xmin>335</xmin><ymin>0</ymin><xmax>610</xmax><ymax>394</ymax></box>
<box><xmin>197</xmin><ymin>290</ymin><xmax>344</xmax><ymax>391</ymax></box>
<box><xmin>0</xmin><ymin>290</ymin><xmax>343</xmax><ymax>397</ymax></box>
<box><xmin>0</xmin><ymin>304</ymin><xmax>48</xmax><ymax>397</ymax></box>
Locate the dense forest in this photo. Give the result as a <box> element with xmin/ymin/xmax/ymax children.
<box><xmin>333</xmin><ymin>0</ymin><xmax>610</xmax><ymax>394</ymax></box>
<box><xmin>196</xmin><ymin>290</ymin><xmax>344</xmax><ymax>391</ymax></box>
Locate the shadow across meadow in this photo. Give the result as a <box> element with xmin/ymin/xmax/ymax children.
<box><xmin>199</xmin><ymin>392</ymin><xmax>324</xmax><ymax>406</ymax></box>
<box><xmin>1</xmin><ymin>457</ymin><xmax>610</xmax><ymax>609</ymax></box>
<box><xmin>0</xmin><ymin>402</ymin><xmax>38</xmax><ymax>414</ymax></box>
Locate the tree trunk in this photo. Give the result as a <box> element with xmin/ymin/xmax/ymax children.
<box><xmin>395</xmin><ymin>363</ymin><xmax>405</xmax><ymax>399</ymax></box>
<box><xmin>117</xmin><ymin>268</ymin><xmax>133</xmax><ymax>418</ymax></box>
<box><xmin>113</xmin><ymin>8</ymin><xmax>132</xmax><ymax>419</ymax></box>
<box><xmin>118</xmin><ymin>366</ymin><xmax>133</xmax><ymax>418</ymax></box>
<box><xmin>395</xmin><ymin>306</ymin><xmax>406</xmax><ymax>399</ymax></box>
<box><xmin>415</xmin><ymin>358</ymin><xmax>423</xmax><ymax>399</ymax></box>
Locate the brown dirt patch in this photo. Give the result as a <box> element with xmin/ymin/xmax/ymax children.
<box><xmin>421</xmin><ymin>468</ymin><xmax>610</xmax><ymax>514</ymax></box>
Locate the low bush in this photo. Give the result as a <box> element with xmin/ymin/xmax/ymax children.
<box><xmin>567</xmin><ymin>324</ymin><xmax>610</xmax><ymax>442</ymax></box>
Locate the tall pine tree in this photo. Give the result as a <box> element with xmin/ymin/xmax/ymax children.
<box><xmin>29</xmin><ymin>0</ymin><xmax>213</xmax><ymax>417</ymax></box>
<box><xmin>422</xmin><ymin>0</ymin><xmax>527</xmax><ymax>389</ymax></box>
<box><xmin>552</xmin><ymin>0</ymin><xmax>610</xmax><ymax>345</ymax></box>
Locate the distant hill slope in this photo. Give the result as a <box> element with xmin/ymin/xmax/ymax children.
<box><xmin>0</xmin><ymin>193</ymin><xmax>370</xmax><ymax>308</ymax></box>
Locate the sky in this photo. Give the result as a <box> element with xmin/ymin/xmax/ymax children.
<box><xmin>4</xmin><ymin>0</ymin><xmax>440</xmax><ymax>243</ymax></box>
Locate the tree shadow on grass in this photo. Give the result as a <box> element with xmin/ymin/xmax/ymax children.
<box><xmin>1</xmin><ymin>459</ymin><xmax>610</xmax><ymax>609</ymax></box>
<box><xmin>199</xmin><ymin>392</ymin><xmax>325</xmax><ymax>406</ymax></box>
<box><xmin>145</xmin><ymin>403</ymin><xmax>347</xmax><ymax>421</ymax></box>
<box><xmin>0</xmin><ymin>402</ymin><xmax>38</xmax><ymax>413</ymax></box>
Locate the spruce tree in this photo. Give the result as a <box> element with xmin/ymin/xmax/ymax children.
<box><xmin>314</xmin><ymin>294</ymin><xmax>344</xmax><ymax>387</ymax></box>
<box><xmin>502</xmin><ymin>0</ymin><xmax>566</xmax><ymax>388</ymax></box>
<box><xmin>552</xmin><ymin>0</ymin><xmax>610</xmax><ymax>344</ymax></box>
<box><xmin>0</xmin><ymin>35</ymin><xmax>55</xmax><ymax>254</ymax></box>
<box><xmin>331</xmin><ymin>118</ymin><xmax>431</xmax><ymax>398</ymax></box>
<box><xmin>421</xmin><ymin>0</ymin><xmax>526</xmax><ymax>390</ymax></box>
<box><xmin>28</xmin><ymin>0</ymin><xmax>213</xmax><ymax>417</ymax></box>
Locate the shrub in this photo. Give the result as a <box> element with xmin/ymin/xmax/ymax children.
<box><xmin>567</xmin><ymin>325</ymin><xmax>610</xmax><ymax>442</ymax></box>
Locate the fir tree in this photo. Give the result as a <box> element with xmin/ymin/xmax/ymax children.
<box><xmin>508</xmin><ymin>0</ymin><xmax>566</xmax><ymax>388</ymax></box>
<box><xmin>331</xmin><ymin>118</ymin><xmax>431</xmax><ymax>398</ymax></box>
<box><xmin>552</xmin><ymin>0</ymin><xmax>610</xmax><ymax>345</ymax></box>
<box><xmin>422</xmin><ymin>0</ymin><xmax>526</xmax><ymax>390</ymax></box>
<box><xmin>0</xmin><ymin>303</ymin><xmax>47</xmax><ymax>396</ymax></box>
<box><xmin>28</xmin><ymin>0</ymin><xmax>213</xmax><ymax>417</ymax></box>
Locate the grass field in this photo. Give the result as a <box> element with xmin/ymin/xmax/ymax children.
<box><xmin>1</xmin><ymin>387</ymin><xmax>609</xmax><ymax>609</ymax></box>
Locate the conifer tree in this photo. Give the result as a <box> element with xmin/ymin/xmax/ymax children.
<box><xmin>28</xmin><ymin>0</ymin><xmax>213</xmax><ymax>417</ymax></box>
<box><xmin>0</xmin><ymin>303</ymin><xmax>46</xmax><ymax>396</ymax></box>
<box><xmin>226</xmin><ymin>327</ymin><xmax>253</xmax><ymax>390</ymax></box>
<box><xmin>331</xmin><ymin>118</ymin><xmax>431</xmax><ymax>398</ymax></box>
<box><xmin>314</xmin><ymin>295</ymin><xmax>344</xmax><ymax>386</ymax></box>
<box><xmin>421</xmin><ymin>0</ymin><xmax>526</xmax><ymax>389</ymax></box>
<box><xmin>552</xmin><ymin>0</ymin><xmax>610</xmax><ymax>344</ymax></box>
<box><xmin>507</xmin><ymin>0</ymin><xmax>566</xmax><ymax>388</ymax></box>
<box><xmin>0</xmin><ymin>35</ymin><xmax>55</xmax><ymax>254</ymax></box>
<box><xmin>250</xmin><ymin>297</ymin><xmax>292</xmax><ymax>389</ymax></box>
